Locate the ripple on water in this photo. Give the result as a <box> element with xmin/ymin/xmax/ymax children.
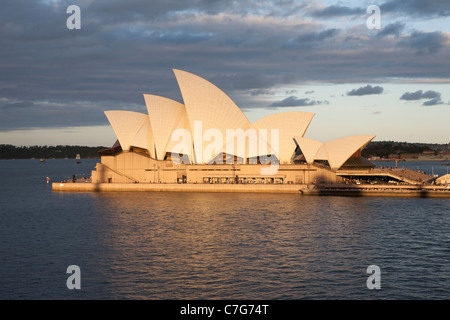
<box><xmin>0</xmin><ymin>160</ymin><xmax>450</xmax><ymax>299</ymax></box>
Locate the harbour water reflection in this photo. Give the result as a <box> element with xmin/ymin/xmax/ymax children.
<box><xmin>85</xmin><ymin>192</ymin><xmax>450</xmax><ymax>299</ymax></box>
<box><xmin>0</xmin><ymin>159</ymin><xmax>449</xmax><ymax>299</ymax></box>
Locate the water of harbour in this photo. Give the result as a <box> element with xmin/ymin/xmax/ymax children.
<box><xmin>0</xmin><ymin>159</ymin><xmax>449</xmax><ymax>300</ymax></box>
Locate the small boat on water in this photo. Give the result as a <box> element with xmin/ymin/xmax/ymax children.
<box><xmin>76</xmin><ymin>154</ymin><xmax>81</xmax><ymax>164</ymax></box>
<box><xmin>441</xmin><ymin>163</ymin><xmax>450</xmax><ymax>166</ymax></box>
<box><xmin>40</xmin><ymin>158</ymin><xmax>45</xmax><ymax>162</ymax></box>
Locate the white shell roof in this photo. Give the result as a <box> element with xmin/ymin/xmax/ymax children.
<box><xmin>294</xmin><ymin>135</ymin><xmax>376</xmax><ymax>169</ymax></box>
<box><xmin>143</xmin><ymin>94</ymin><xmax>191</xmax><ymax>160</ymax></box>
<box><xmin>294</xmin><ymin>136</ymin><xmax>322</xmax><ymax>164</ymax></box>
<box><xmin>104</xmin><ymin>110</ymin><xmax>155</xmax><ymax>158</ymax></box>
<box><xmin>252</xmin><ymin>111</ymin><xmax>314</xmax><ymax>163</ymax></box>
<box><xmin>104</xmin><ymin>70</ymin><xmax>375</xmax><ymax>169</ymax></box>
<box><xmin>173</xmin><ymin>69</ymin><xmax>251</xmax><ymax>164</ymax></box>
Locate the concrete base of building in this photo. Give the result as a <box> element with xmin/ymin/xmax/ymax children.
<box><xmin>52</xmin><ymin>182</ymin><xmax>307</xmax><ymax>193</ymax></box>
<box><xmin>52</xmin><ymin>181</ymin><xmax>450</xmax><ymax>197</ymax></box>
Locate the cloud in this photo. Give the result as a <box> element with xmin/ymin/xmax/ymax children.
<box><xmin>310</xmin><ymin>5</ymin><xmax>362</xmax><ymax>18</ymax></box>
<box><xmin>0</xmin><ymin>99</ymin><xmax>136</xmax><ymax>131</ymax></box>
<box><xmin>0</xmin><ymin>0</ymin><xmax>449</xmax><ymax>131</ymax></box>
<box><xmin>347</xmin><ymin>85</ymin><xmax>384</xmax><ymax>96</ymax></box>
<box><xmin>270</xmin><ymin>96</ymin><xmax>328</xmax><ymax>108</ymax></box>
<box><xmin>380</xmin><ymin>0</ymin><xmax>450</xmax><ymax>18</ymax></box>
<box><xmin>377</xmin><ymin>22</ymin><xmax>405</xmax><ymax>38</ymax></box>
<box><xmin>422</xmin><ymin>97</ymin><xmax>443</xmax><ymax>106</ymax></box>
<box><xmin>399</xmin><ymin>31</ymin><xmax>446</xmax><ymax>55</ymax></box>
<box><xmin>296</xmin><ymin>29</ymin><xmax>340</xmax><ymax>43</ymax></box>
<box><xmin>400</xmin><ymin>90</ymin><xmax>440</xmax><ymax>100</ymax></box>
<box><xmin>1</xmin><ymin>101</ymin><xmax>34</xmax><ymax>109</ymax></box>
<box><xmin>400</xmin><ymin>90</ymin><xmax>443</xmax><ymax>106</ymax></box>
<box><xmin>152</xmin><ymin>31</ymin><xmax>214</xmax><ymax>44</ymax></box>
<box><xmin>213</xmin><ymin>72</ymin><xmax>280</xmax><ymax>91</ymax></box>
<box><xmin>250</xmin><ymin>89</ymin><xmax>276</xmax><ymax>96</ymax></box>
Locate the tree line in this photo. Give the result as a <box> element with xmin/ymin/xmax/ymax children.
<box><xmin>1</xmin><ymin>141</ymin><xmax>448</xmax><ymax>160</ymax></box>
<box><xmin>361</xmin><ymin>141</ymin><xmax>448</xmax><ymax>158</ymax></box>
<box><xmin>0</xmin><ymin>144</ymin><xmax>107</xmax><ymax>159</ymax></box>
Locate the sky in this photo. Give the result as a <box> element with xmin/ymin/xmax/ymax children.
<box><xmin>0</xmin><ymin>0</ymin><xmax>449</xmax><ymax>147</ymax></box>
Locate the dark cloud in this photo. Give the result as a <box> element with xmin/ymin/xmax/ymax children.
<box><xmin>381</xmin><ymin>0</ymin><xmax>450</xmax><ymax>17</ymax></box>
<box><xmin>296</xmin><ymin>29</ymin><xmax>340</xmax><ymax>43</ymax></box>
<box><xmin>377</xmin><ymin>22</ymin><xmax>405</xmax><ymax>38</ymax></box>
<box><xmin>270</xmin><ymin>96</ymin><xmax>328</xmax><ymax>108</ymax></box>
<box><xmin>1</xmin><ymin>101</ymin><xmax>34</xmax><ymax>109</ymax></box>
<box><xmin>213</xmin><ymin>72</ymin><xmax>282</xmax><ymax>92</ymax></box>
<box><xmin>400</xmin><ymin>90</ymin><xmax>443</xmax><ymax>106</ymax></box>
<box><xmin>347</xmin><ymin>85</ymin><xmax>384</xmax><ymax>96</ymax></box>
<box><xmin>0</xmin><ymin>99</ymin><xmax>126</xmax><ymax>131</ymax></box>
<box><xmin>0</xmin><ymin>0</ymin><xmax>448</xmax><ymax>131</ymax></box>
<box><xmin>310</xmin><ymin>5</ymin><xmax>362</xmax><ymax>18</ymax></box>
<box><xmin>85</xmin><ymin>0</ymin><xmax>231</xmax><ymax>24</ymax></box>
<box><xmin>400</xmin><ymin>90</ymin><xmax>441</xmax><ymax>100</ymax></box>
<box><xmin>399</xmin><ymin>31</ymin><xmax>446</xmax><ymax>54</ymax></box>
<box><xmin>283</xmin><ymin>28</ymin><xmax>341</xmax><ymax>51</ymax></box>
<box><xmin>422</xmin><ymin>97</ymin><xmax>443</xmax><ymax>106</ymax></box>
<box><xmin>250</xmin><ymin>89</ymin><xmax>276</xmax><ymax>96</ymax></box>
<box><xmin>145</xmin><ymin>31</ymin><xmax>214</xmax><ymax>44</ymax></box>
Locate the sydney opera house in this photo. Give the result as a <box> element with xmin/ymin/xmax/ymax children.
<box><xmin>88</xmin><ymin>69</ymin><xmax>378</xmax><ymax>186</ymax></box>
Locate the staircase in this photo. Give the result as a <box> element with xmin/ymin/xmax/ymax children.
<box><xmin>98</xmin><ymin>163</ymin><xmax>139</xmax><ymax>183</ymax></box>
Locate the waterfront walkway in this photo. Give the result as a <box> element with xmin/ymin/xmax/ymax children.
<box><xmin>303</xmin><ymin>183</ymin><xmax>450</xmax><ymax>198</ymax></box>
<box><xmin>52</xmin><ymin>182</ymin><xmax>305</xmax><ymax>193</ymax></box>
<box><xmin>337</xmin><ymin>167</ymin><xmax>433</xmax><ymax>185</ymax></box>
<box><xmin>52</xmin><ymin>180</ymin><xmax>450</xmax><ymax>197</ymax></box>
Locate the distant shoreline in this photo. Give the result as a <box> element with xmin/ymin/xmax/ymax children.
<box><xmin>0</xmin><ymin>144</ymin><xmax>107</xmax><ymax>160</ymax></box>
<box><xmin>1</xmin><ymin>142</ymin><xmax>448</xmax><ymax>161</ymax></box>
<box><xmin>0</xmin><ymin>157</ymin><xmax>101</xmax><ymax>160</ymax></box>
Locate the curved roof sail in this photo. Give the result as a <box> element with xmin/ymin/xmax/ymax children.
<box><xmin>104</xmin><ymin>110</ymin><xmax>155</xmax><ymax>157</ymax></box>
<box><xmin>173</xmin><ymin>69</ymin><xmax>251</xmax><ymax>164</ymax></box>
<box><xmin>294</xmin><ymin>135</ymin><xmax>375</xmax><ymax>170</ymax></box>
<box><xmin>324</xmin><ymin>135</ymin><xmax>375</xmax><ymax>170</ymax></box>
<box><xmin>294</xmin><ymin>136</ymin><xmax>322</xmax><ymax>164</ymax></box>
<box><xmin>143</xmin><ymin>94</ymin><xmax>191</xmax><ymax>161</ymax></box>
<box><xmin>252</xmin><ymin>112</ymin><xmax>314</xmax><ymax>163</ymax></box>
<box><xmin>132</xmin><ymin>117</ymin><xmax>155</xmax><ymax>157</ymax></box>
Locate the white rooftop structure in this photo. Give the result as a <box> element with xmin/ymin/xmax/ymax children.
<box><xmin>294</xmin><ymin>135</ymin><xmax>376</xmax><ymax>170</ymax></box>
<box><xmin>436</xmin><ymin>174</ymin><xmax>450</xmax><ymax>185</ymax></box>
<box><xmin>104</xmin><ymin>69</ymin><xmax>375</xmax><ymax>170</ymax></box>
<box><xmin>104</xmin><ymin>110</ymin><xmax>155</xmax><ymax>158</ymax></box>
